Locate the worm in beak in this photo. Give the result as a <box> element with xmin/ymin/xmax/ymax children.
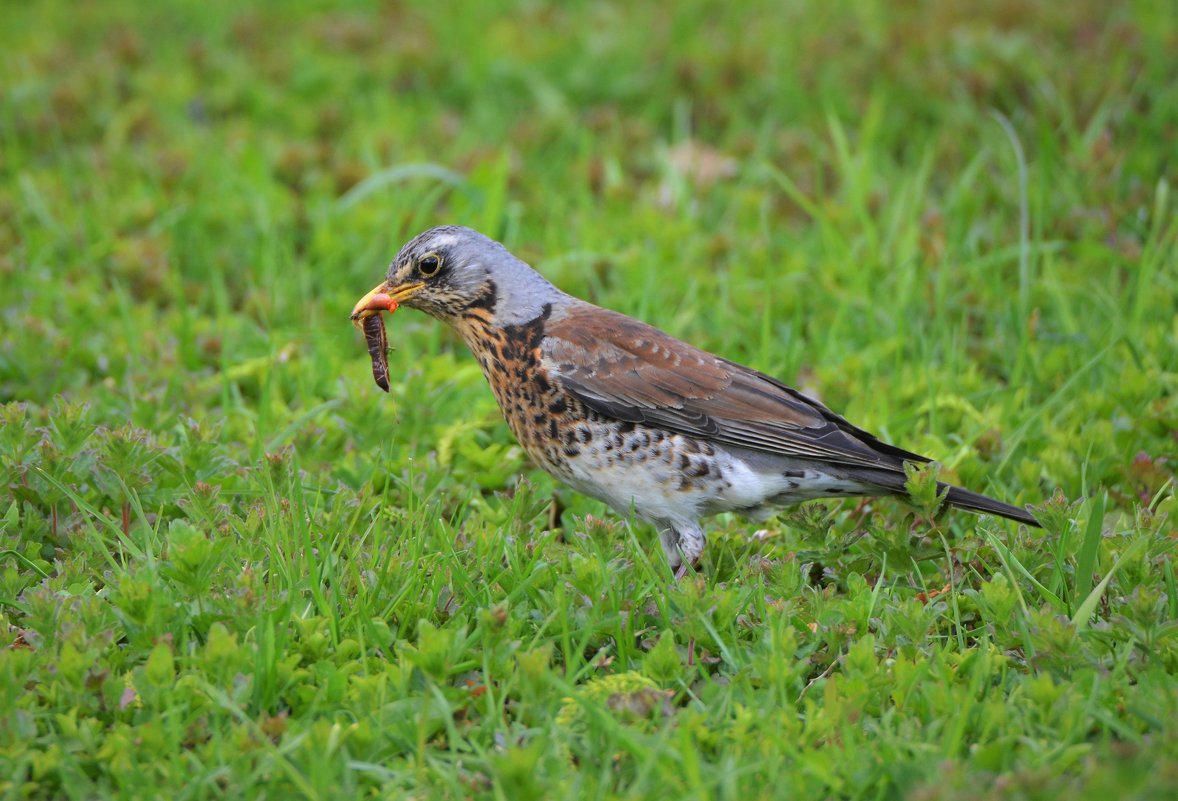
<box><xmin>351</xmin><ymin>289</ymin><xmax>400</xmax><ymax>392</ymax></box>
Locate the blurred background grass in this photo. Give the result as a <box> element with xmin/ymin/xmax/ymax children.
<box><xmin>1</xmin><ymin>1</ymin><xmax>1177</xmax><ymax>799</ymax></box>
<box><xmin>2</xmin><ymin>0</ymin><xmax>1174</xmax><ymax>496</ymax></box>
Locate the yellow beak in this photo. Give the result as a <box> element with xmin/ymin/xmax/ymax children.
<box><xmin>349</xmin><ymin>281</ymin><xmax>424</xmax><ymax>322</ymax></box>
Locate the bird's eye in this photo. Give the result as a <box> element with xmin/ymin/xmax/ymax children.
<box><xmin>418</xmin><ymin>253</ymin><xmax>442</xmax><ymax>277</ymax></box>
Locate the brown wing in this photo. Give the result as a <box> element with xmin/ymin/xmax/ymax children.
<box><xmin>541</xmin><ymin>305</ymin><xmax>929</xmax><ymax>472</ymax></box>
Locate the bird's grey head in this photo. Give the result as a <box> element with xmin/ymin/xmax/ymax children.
<box><xmin>380</xmin><ymin>226</ymin><xmax>562</xmax><ymax>325</ymax></box>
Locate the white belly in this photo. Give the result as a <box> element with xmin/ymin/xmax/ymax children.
<box><xmin>548</xmin><ymin>422</ymin><xmax>870</xmax><ymax>526</ymax></box>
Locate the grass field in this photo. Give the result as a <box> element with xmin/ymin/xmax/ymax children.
<box><xmin>2</xmin><ymin>0</ymin><xmax>1177</xmax><ymax>798</ymax></box>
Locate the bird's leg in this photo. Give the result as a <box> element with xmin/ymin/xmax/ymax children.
<box><xmin>675</xmin><ymin>521</ymin><xmax>706</xmax><ymax>574</ymax></box>
<box><xmin>674</xmin><ymin>526</ymin><xmax>703</xmax><ymax>668</ymax></box>
<box><xmin>653</xmin><ymin>523</ymin><xmax>696</xmax><ymax>661</ymax></box>
<box><xmin>663</xmin><ymin>520</ymin><xmax>705</xmax><ymax>581</ymax></box>
<box><xmin>657</xmin><ymin>523</ymin><xmax>683</xmax><ymax>575</ymax></box>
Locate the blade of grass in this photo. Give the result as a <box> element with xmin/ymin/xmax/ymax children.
<box><xmin>1072</xmin><ymin>536</ymin><xmax>1150</xmax><ymax>631</ymax></box>
<box><xmin>32</xmin><ymin>466</ymin><xmax>146</xmax><ymax>566</ymax></box>
<box><xmin>982</xmin><ymin>529</ymin><xmax>1066</xmax><ymax>614</ymax></box>
<box><xmin>0</xmin><ymin>549</ymin><xmax>50</xmax><ymax>579</ymax></box>
<box><xmin>1074</xmin><ymin>493</ymin><xmax>1105</xmax><ymax>607</ymax></box>
<box><xmin>336</xmin><ymin>163</ymin><xmax>467</xmax><ymax>211</ymax></box>
<box><xmin>996</xmin><ymin>345</ymin><xmax>1112</xmax><ymax>474</ymax></box>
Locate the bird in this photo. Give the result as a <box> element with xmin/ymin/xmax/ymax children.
<box><xmin>351</xmin><ymin>225</ymin><xmax>1039</xmax><ymax>577</ymax></box>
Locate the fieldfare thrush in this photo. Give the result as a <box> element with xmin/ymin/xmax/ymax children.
<box><xmin>352</xmin><ymin>226</ymin><xmax>1039</xmax><ymax>576</ymax></box>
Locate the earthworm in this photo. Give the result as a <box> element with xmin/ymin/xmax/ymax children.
<box><xmin>363</xmin><ymin>314</ymin><xmax>390</xmax><ymax>392</ymax></box>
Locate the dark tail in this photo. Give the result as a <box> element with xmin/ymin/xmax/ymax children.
<box><xmin>941</xmin><ymin>483</ymin><xmax>1041</xmax><ymax>527</ymax></box>
<box><xmin>842</xmin><ymin>466</ymin><xmax>1041</xmax><ymax>527</ymax></box>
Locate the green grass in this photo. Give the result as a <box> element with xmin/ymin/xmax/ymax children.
<box><xmin>2</xmin><ymin>0</ymin><xmax>1177</xmax><ymax>798</ymax></box>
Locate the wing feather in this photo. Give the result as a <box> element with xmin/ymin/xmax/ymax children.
<box><xmin>541</xmin><ymin>305</ymin><xmax>929</xmax><ymax>472</ymax></box>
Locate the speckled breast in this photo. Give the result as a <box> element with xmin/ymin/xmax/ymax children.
<box><xmin>453</xmin><ymin>304</ymin><xmax>732</xmax><ymax>515</ymax></box>
<box><xmin>455</xmin><ymin>304</ymin><xmax>584</xmax><ymax>479</ymax></box>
